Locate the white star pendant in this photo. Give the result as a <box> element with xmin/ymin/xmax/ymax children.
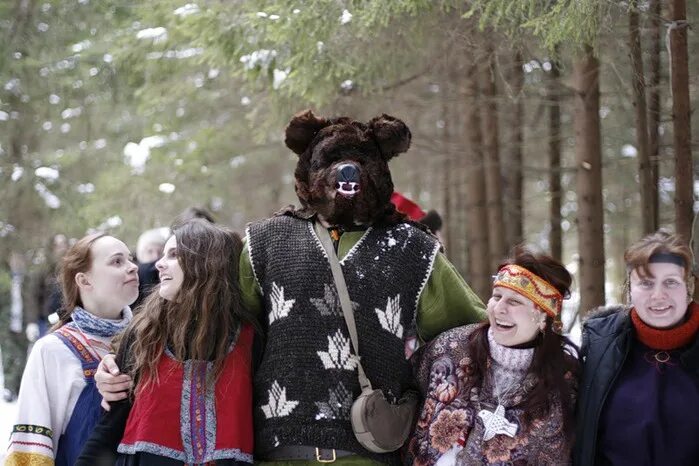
<box><xmin>478</xmin><ymin>404</ymin><xmax>518</xmax><ymax>441</ymax></box>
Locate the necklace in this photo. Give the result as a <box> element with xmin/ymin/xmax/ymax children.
<box><xmin>477</xmin><ymin>379</ymin><xmax>519</xmax><ymax>441</ymax></box>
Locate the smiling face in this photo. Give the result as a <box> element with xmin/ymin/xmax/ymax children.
<box><xmin>79</xmin><ymin>236</ymin><xmax>139</xmax><ymax>318</ymax></box>
<box><xmin>156</xmin><ymin>236</ymin><xmax>184</xmax><ymax>301</ymax></box>
<box><xmin>629</xmin><ymin>262</ymin><xmax>689</xmax><ymax>329</ymax></box>
<box><xmin>487</xmin><ymin>286</ymin><xmax>546</xmax><ymax>347</ymax></box>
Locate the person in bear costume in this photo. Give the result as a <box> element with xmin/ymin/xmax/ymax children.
<box><xmin>92</xmin><ymin>110</ymin><xmax>485</xmax><ymax>466</ymax></box>
<box><xmin>241</xmin><ymin>110</ymin><xmax>485</xmax><ymax>465</ymax></box>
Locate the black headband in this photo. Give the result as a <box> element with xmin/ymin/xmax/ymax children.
<box><xmin>648</xmin><ymin>252</ymin><xmax>686</xmax><ymax>268</ymax></box>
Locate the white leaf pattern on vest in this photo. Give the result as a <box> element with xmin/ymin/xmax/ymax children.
<box><xmin>317</xmin><ymin>329</ymin><xmax>358</xmax><ymax>370</ymax></box>
<box><xmin>261</xmin><ymin>381</ymin><xmax>299</xmax><ymax>419</ymax></box>
<box><xmin>269</xmin><ymin>282</ymin><xmax>295</xmax><ymax>324</ymax></box>
<box><xmin>375</xmin><ymin>294</ymin><xmax>404</xmax><ymax>338</ymax></box>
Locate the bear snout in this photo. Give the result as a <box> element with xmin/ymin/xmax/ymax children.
<box><xmin>335</xmin><ymin>163</ymin><xmax>361</xmax><ymax>197</ymax></box>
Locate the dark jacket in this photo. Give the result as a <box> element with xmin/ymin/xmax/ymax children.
<box><xmin>573</xmin><ymin>304</ymin><xmax>699</xmax><ymax>466</ymax></box>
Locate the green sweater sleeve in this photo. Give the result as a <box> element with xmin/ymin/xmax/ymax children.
<box><xmin>239</xmin><ymin>239</ymin><xmax>263</xmax><ymax>317</ymax></box>
<box><xmin>416</xmin><ymin>252</ymin><xmax>487</xmax><ymax>342</ymax></box>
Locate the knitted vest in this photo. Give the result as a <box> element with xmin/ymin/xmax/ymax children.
<box><xmin>247</xmin><ymin>215</ymin><xmax>439</xmax><ymax>463</ymax></box>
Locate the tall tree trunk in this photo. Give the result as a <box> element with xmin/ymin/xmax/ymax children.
<box><xmin>574</xmin><ymin>46</ymin><xmax>606</xmax><ymax>318</ymax></box>
<box><xmin>548</xmin><ymin>54</ymin><xmax>563</xmax><ymax>261</ymax></box>
<box><xmin>481</xmin><ymin>44</ymin><xmax>506</xmax><ymax>269</ymax></box>
<box><xmin>668</xmin><ymin>0</ymin><xmax>693</xmax><ymax>242</ymax></box>
<box><xmin>464</xmin><ymin>61</ymin><xmax>491</xmax><ymax>300</ymax></box>
<box><xmin>647</xmin><ymin>0</ymin><xmax>661</xmax><ymax>230</ymax></box>
<box><xmin>441</xmin><ymin>59</ymin><xmax>454</xmax><ymax>254</ymax></box>
<box><xmin>629</xmin><ymin>0</ymin><xmax>654</xmax><ymax>234</ymax></box>
<box><xmin>503</xmin><ymin>51</ymin><xmax>524</xmax><ymax>249</ymax></box>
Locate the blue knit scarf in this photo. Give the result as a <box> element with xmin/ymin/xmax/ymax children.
<box><xmin>71</xmin><ymin>306</ymin><xmax>133</xmax><ymax>337</ymax></box>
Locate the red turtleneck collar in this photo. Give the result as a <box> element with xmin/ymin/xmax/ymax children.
<box><xmin>631</xmin><ymin>302</ymin><xmax>699</xmax><ymax>351</ymax></box>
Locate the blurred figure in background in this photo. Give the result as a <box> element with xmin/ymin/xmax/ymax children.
<box><xmin>131</xmin><ymin>228</ymin><xmax>169</xmax><ymax>310</ymax></box>
<box><xmin>130</xmin><ymin>207</ymin><xmax>215</xmax><ymax>310</ymax></box>
<box><xmin>25</xmin><ymin>234</ymin><xmax>68</xmax><ymax>339</ymax></box>
<box><xmin>391</xmin><ymin>191</ymin><xmax>444</xmax><ymax>243</ymax></box>
<box><xmin>1</xmin><ymin>253</ymin><xmax>29</xmax><ymax>401</ymax></box>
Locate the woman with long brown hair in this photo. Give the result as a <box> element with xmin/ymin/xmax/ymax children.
<box><xmin>6</xmin><ymin>233</ymin><xmax>138</xmax><ymax>466</ymax></box>
<box><xmin>77</xmin><ymin>219</ymin><xmax>259</xmax><ymax>466</ymax></box>
<box><xmin>406</xmin><ymin>248</ymin><xmax>579</xmax><ymax>465</ymax></box>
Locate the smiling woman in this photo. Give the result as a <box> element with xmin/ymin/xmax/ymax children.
<box><xmin>575</xmin><ymin>230</ymin><xmax>699</xmax><ymax>466</ymax></box>
<box><xmin>5</xmin><ymin>233</ymin><xmax>138</xmax><ymax>466</ymax></box>
<box><xmin>407</xmin><ymin>248</ymin><xmax>579</xmax><ymax>466</ymax></box>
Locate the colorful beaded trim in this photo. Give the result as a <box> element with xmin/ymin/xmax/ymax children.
<box><xmin>493</xmin><ymin>264</ymin><xmax>563</xmax><ymax>317</ymax></box>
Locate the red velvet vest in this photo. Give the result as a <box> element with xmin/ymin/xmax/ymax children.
<box><xmin>118</xmin><ymin>325</ymin><xmax>254</xmax><ymax>463</ymax></box>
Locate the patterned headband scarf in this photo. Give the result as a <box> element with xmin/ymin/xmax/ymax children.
<box><xmin>493</xmin><ymin>264</ymin><xmax>563</xmax><ymax>318</ymax></box>
<box><xmin>71</xmin><ymin>305</ymin><xmax>133</xmax><ymax>337</ymax></box>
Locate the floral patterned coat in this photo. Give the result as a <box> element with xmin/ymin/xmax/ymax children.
<box><xmin>406</xmin><ymin>324</ymin><xmax>576</xmax><ymax>466</ymax></box>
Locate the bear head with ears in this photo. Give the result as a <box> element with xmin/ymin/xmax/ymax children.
<box><xmin>284</xmin><ymin>109</ymin><xmax>413</xmax><ymax>228</ymax></box>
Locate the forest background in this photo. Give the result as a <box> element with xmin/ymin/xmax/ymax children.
<box><xmin>1</xmin><ymin>0</ymin><xmax>698</xmax><ymax>345</ymax></box>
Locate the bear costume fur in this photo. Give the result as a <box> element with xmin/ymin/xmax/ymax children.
<box><xmin>283</xmin><ymin>109</ymin><xmax>414</xmax><ymax>228</ymax></box>
<box><xmin>243</xmin><ymin>110</ymin><xmax>486</xmax><ymax>465</ymax></box>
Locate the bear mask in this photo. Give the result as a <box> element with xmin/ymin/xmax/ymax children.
<box><xmin>284</xmin><ymin>109</ymin><xmax>412</xmax><ymax>228</ymax></box>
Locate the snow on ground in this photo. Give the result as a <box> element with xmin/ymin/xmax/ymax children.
<box><xmin>0</xmin><ymin>398</ymin><xmax>18</xmax><ymax>462</ymax></box>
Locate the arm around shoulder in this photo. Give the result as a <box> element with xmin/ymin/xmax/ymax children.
<box><xmin>416</xmin><ymin>252</ymin><xmax>486</xmax><ymax>342</ymax></box>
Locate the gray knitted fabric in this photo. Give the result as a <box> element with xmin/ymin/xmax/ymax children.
<box><xmin>247</xmin><ymin>214</ymin><xmax>439</xmax><ymax>464</ymax></box>
<box><xmin>487</xmin><ymin>326</ymin><xmax>535</xmax><ymax>400</ymax></box>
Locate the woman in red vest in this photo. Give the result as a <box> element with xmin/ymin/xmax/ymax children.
<box><xmin>78</xmin><ymin>219</ymin><xmax>259</xmax><ymax>465</ymax></box>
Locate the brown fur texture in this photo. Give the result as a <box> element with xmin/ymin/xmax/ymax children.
<box><xmin>283</xmin><ymin>109</ymin><xmax>418</xmax><ymax>229</ymax></box>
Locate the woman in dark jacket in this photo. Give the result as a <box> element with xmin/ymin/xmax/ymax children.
<box><xmin>574</xmin><ymin>230</ymin><xmax>699</xmax><ymax>466</ymax></box>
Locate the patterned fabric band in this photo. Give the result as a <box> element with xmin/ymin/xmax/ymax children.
<box><xmin>71</xmin><ymin>305</ymin><xmax>133</xmax><ymax>337</ymax></box>
<box><xmin>493</xmin><ymin>264</ymin><xmax>563</xmax><ymax>318</ymax></box>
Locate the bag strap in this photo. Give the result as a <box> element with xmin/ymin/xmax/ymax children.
<box><xmin>314</xmin><ymin>221</ymin><xmax>373</xmax><ymax>391</ymax></box>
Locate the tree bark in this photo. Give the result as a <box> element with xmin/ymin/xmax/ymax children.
<box><xmin>481</xmin><ymin>45</ymin><xmax>507</xmax><ymax>270</ymax></box>
<box><xmin>548</xmin><ymin>55</ymin><xmax>563</xmax><ymax>261</ymax></box>
<box><xmin>464</xmin><ymin>60</ymin><xmax>491</xmax><ymax>301</ymax></box>
<box><xmin>574</xmin><ymin>46</ymin><xmax>606</xmax><ymax>318</ymax></box>
<box><xmin>647</xmin><ymin>0</ymin><xmax>661</xmax><ymax>230</ymax></box>
<box><xmin>503</xmin><ymin>51</ymin><xmax>525</xmax><ymax>252</ymax></box>
<box><xmin>668</xmin><ymin>0</ymin><xmax>693</xmax><ymax>242</ymax></box>
<box><xmin>629</xmin><ymin>0</ymin><xmax>654</xmax><ymax>234</ymax></box>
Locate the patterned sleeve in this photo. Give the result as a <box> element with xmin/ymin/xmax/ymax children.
<box><xmin>5</xmin><ymin>336</ymin><xmax>78</xmax><ymax>466</ymax></box>
<box><xmin>414</xmin><ymin>326</ymin><xmax>474</xmax><ymax>396</ymax></box>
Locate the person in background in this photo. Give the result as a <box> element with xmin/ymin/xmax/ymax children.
<box><xmin>24</xmin><ymin>234</ymin><xmax>68</xmax><ymax>339</ymax></box>
<box><xmin>574</xmin><ymin>230</ymin><xmax>699</xmax><ymax>466</ymax></box>
<box><xmin>131</xmin><ymin>228</ymin><xmax>169</xmax><ymax>310</ymax></box>
<box><xmin>77</xmin><ymin>219</ymin><xmax>258</xmax><ymax>465</ymax></box>
<box><xmin>131</xmin><ymin>207</ymin><xmax>215</xmax><ymax>310</ymax></box>
<box><xmin>5</xmin><ymin>233</ymin><xmax>138</xmax><ymax>466</ymax></box>
<box><xmin>390</xmin><ymin>191</ymin><xmax>444</xmax><ymax>244</ymax></box>
<box><xmin>407</xmin><ymin>248</ymin><xmax>579</xmax><ymax>465</ymax></box>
